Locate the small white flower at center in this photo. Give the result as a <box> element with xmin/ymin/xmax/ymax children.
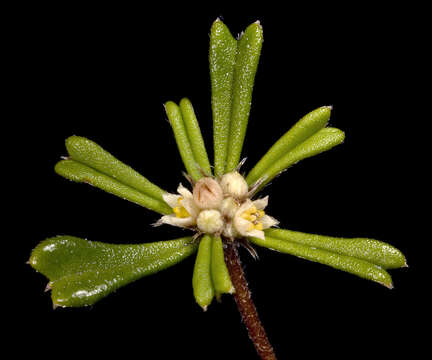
<box><xmin>220</xmin><ymin>171</ymin><xmax>248</xmax><ymax>199</ymax></box>
<box><xmin>158</xmin><ymin>183</ymin><xmax>199</xmax><ymax>228</ymax></box>
<box><xmin>233</xmin><ymin>197</ymin><xmax>279</xmax><ymax>240</ymax></box>
<box><xmin>197</xmin><ymin>209</ymin><xmax>224</xmax><ymax>234</ymax></box>
<box><xmin>157</xmin><ymin>173</ymin><xmax>278</xmax><ymax>238</ymax></box>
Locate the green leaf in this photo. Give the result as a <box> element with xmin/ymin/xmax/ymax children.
<box><xmin>256</xmin><ymin>127</ymin><xmax>345</xmax><ymax>189</ymax></box>
<box><xmin>29</xmin><ymin>236</ymin><xmax>197</xmax><ymax>307</ymax></box>
<box><xmin>209</xmin><ymin>18</ymin><xmax>238</xmax><ymax>176</ymax></box>
<box><xmin>246</xmin><ymin>106</ymin><xmax>332</xmax><ymax>185</ymax></box>
<box><xmin>250</xmin><ymin>235</ymin><xmax>393</xmax><ymax>288</ymax></box>
<box><xmin>192</xmin><ymin>235</ymin><xmax>215</xmax><ymax>310</ymax></box>
<box><xmin>265</xmin><ymin>228</ymin><xmax>406</xmax><ymax>269</ymax></box>
<box><xmin>165</xmin><ymin>101</ymin><xmax>203</xmax><ymax>181</ymax></box>
<box><xmin>65</xmin><ymin>136</ymin><xmax>167</xmax><ymax>202</ymax></box>
<box><xmin>55</xmin><ymin>159</ymin><xmax>172</xmax><ymax>215</ymax></box>
<box><xmin>225</xmin><ymin>21</ymin><xmax>263</xmax><ymax>173</ymax></box>
<box><xmin>211</xmin><ymin>236</ymin><xmax>234</xmax><ymax>298</ymax></box>
<box><xmin>180</xmin><ymin>98</ymin><xmax>212</xmax><ymax>176</ymax></box>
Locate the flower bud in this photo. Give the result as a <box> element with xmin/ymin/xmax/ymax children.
<box><xmin>220</xmin><ymin>171</ymin><xmax>249</xmax><ymax>199</ymax></box>
<box><xmin>197</xmin><ymin>210</ymin><xmax>224</xmax><ymax>234</ymax></box>
<box><xmin>220</xmin><ymin>197</ymin><xmax>239</xmax><ymax>219</ymax></box>
<box><xmin>193</xmin><ymin>177</ymin><xmax>223</xmax><ymax>209</ymax></box>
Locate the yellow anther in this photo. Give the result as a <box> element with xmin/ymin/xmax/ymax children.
<box><xmin>173</xmin><ymin>206</ymin><xmax>190</xmax><ymax>218</ymax></box>
<box><xmin>241</xmin><ymin>206</ymin><xmax>259</xmax><ymax>220</ymax></box>
<box><xmin>254</xmin><ymin>222</ymin><xmax>263</xmax><ymax>231</ymax></box>
<box><xmin>242</xmin><ymin>206</ymin><xmax>265</xmax><ymax>231</ymax></box>
<box><xmin>177</xmin><ymin>197</ymin><xmax>184</xmax><ymax>205</ymax></box>
<box><xmin>247</xmin><ymin>221</ymin><xmax>263</xmax><ymax>231</ymax></box>
<box><xmin>241</xmin><ymin>212</ymin><xmax>251</xmax><ymax>220</ymax></box>
<box><xmin>248</xmin><ymin>206</ymin><xmax>257</xmax><ymax>214</ymax></box>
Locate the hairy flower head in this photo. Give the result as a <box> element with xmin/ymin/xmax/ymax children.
<box><xmin>158</xmin><ymin>173</ymin><xmax>278</xmax><ymax>241</ymax></box>
<box><xmin>193</xmin><ymin>177</ymin><xmax>224</xmax><ymax>209</ymax></box>
<box><xmin>220</xmin><ymin>171</ymin><xmax>249</xmax><ymax>199</ymax></box>
<box><xmin>197</xmin><ymin>209</ymin><xmax>224</xmax><ymax>234</ymax></box>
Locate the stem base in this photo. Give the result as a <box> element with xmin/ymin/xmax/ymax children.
<box><xmin>224</xmin><ymin>241</ymin><xmax>277</xmax><ymax>360</ymax></box>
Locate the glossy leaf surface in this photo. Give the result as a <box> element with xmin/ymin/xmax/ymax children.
<box><xmin>257</xmin><ymin>127</ymin><xmax>345</xmax><ymax>188</ymax></box>
<box><xmin>165</xmin><ymin>101</ymin><xmax>202</xmax><ymax>181</ymax></box>
<box><xmin>210</xmin><ymin>18</ymin><xmax>238</xmax><ymax>176</ymax></box>
<box><xmin>250</xmin><ymin>236</ymin><xmax>393</xmax><ymax>288</ymax></box>
<box><xmin>29</xmin><ymin>236</ymin><xmax>197</xmax><ymax>307</ymax></box>
<box><xmin>265</xmin><ymin>228</ymin><xmax>406</xmax><ymax>269</ymax></box>
<box><xmin>55</xmin><ymin>159</ymin><xmax>172</xmax><ymax>214</ymax></box>
<box><xmin>180</xmin><ymin>98</ymin><xmax>212</xmax><ymax>176</ymax></box>
<box><xmin>225</xmin><ymin>21</ymin><xmax>263</xmax><ymax>172</ymax></box>
<box><xmin>65</xmin><ymin>136</ymin><xmax>166</xmax><ymax>202</ymax></box>
<box><xmin>211</xmin><ymin>236</ymin><xmax>234</xmax><ymax>297</ymax></box>
<box><xmin>192</xmin><ymin>235</ymin><xmax>215</xmax><ymax>310</ymax></box>
<box><xmin>246</xmin><ymin>106</ymin><xmax>332</xmax><ymax>185</ymax></box>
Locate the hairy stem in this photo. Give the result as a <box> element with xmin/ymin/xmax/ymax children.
<box><xmin>224</xmin><ymin>242</ymin><xmax>277</xmax><ymax>360</ymax></box>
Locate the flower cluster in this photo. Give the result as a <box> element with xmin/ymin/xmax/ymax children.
<box><xmin>157</xmin><ymin>171</ymin><xmax>278</xmax><ymax>240</ymax></box>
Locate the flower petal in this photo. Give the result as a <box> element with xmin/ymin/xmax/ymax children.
<box><xmin>233</xmin><ymin>216</ymin><xmax>251</xmax><ymax>237</ymax></box>
<box><xmin>246</xmin><ymin>229</ymin><xmax>265</xmax><ymax>240</ymax></box>
<box><xmin>162</xmin><ymin>193</ymin><xmax>181</xmax><ymax>208</ymax></box>
<box><xmin>260</xmin><ymin>215</ymin><xmax>279</xmax><ymax>229</ymax></box>
<box><xmin>236</xmin><ymin>199</ymin><xmax>253</xmax><ymax>215</ymax></box>
<box><xmin>252</xmin><ymin>196</ymin><xmax>268</xmax><ymax>210</ymax></box>
<box><xmin>177</xmin><ymin>183</ymin><xmax>193</xmax><ymax>199</ymax></box>
<box><xmin>181</xmin><ymin>196</ymin><xmax>200</xmax><ymax>218</ymax></box>
<box><xmin>158</xmin><ymin>215</ymin><xmax>196</xmax><ymax>228</ymax></box>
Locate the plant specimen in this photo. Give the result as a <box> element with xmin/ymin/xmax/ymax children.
<box><xmin>29</xmin><ymin>19</ymin><xmax>407</xmax><ymax>360</ymax></box>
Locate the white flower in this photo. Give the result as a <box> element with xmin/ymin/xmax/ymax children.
<box><xmin>196</xmin><ymin>209</ymin><xmax>224</xmax><ymax>234</ymax></box>
<box><xmin>233</xmin><ymin>196</ymin><xmax>278</xmax><ymax>240</ymax></box>
<box><xmin>157</xmin><ymin>178</ymin><xmax>277</xmax><ymax>240</ymax></box>
<box><xmin>157</xmin><ymin>183</ymin><xmax>200</xmax><ymax>228</ymax></box>
<box><xmin>220</xmin><ymin>197</ymin><xmax>239</xmax><ymax>219</ymax></box>
<box><xmin>220</xmin><ymin>197</ymin><xmax>240</xmax><ymax>238</ymax></box>
<box><xmin>192</xmin><ymin>177</ymin><xmax>223</xmax><ymax>209</ymax></box>
<box><xmin>220</xmin><ymin>171</ymin><xmax>249</xmax><ymax>199</ymax></box>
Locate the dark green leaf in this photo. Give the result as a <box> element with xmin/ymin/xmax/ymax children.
<box><xmin>29</xmin><ymin>235</ymin><xmax>197</xmax><ymax>307</ymax></box>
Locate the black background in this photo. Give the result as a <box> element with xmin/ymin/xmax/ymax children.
<box><xmin>12</xmin><ymin>4</ymin><xmax>425</xmax><ymax>359</ymax></box>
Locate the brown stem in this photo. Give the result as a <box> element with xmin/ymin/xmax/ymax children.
<box><xmin>224</xmin><ymin>242</ymin><xmax>277</xmax><ymax>360</ymax></box>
